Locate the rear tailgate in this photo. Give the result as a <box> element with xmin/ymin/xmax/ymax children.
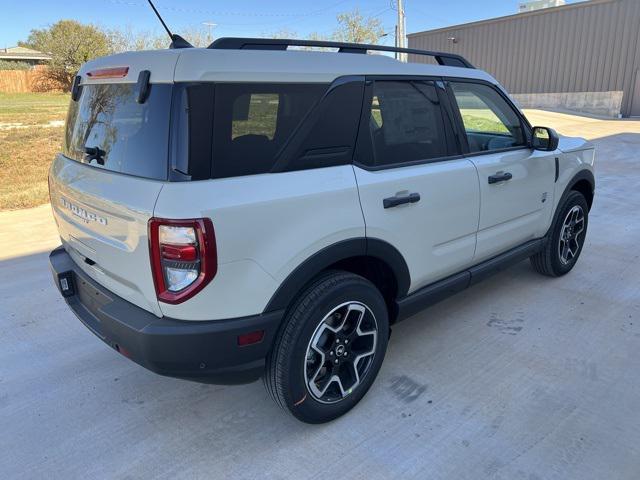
<box><xmin>49</xmin><ymin>155</ymin><xmax>164</xmax><ymax>316</ymax></box>
<box><xmin>49</xmin><ymin>50</ymin><xmax>182</xmax><ymax>316</ymax></box>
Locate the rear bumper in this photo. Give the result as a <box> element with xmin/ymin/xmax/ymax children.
<box><xmin>49</xmin><ymin>246</ymin><xmax>283</xmax><ymax>384</ymax></box>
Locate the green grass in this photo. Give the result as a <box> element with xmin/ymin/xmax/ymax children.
<box><xmin>0</xmin><ymin>92</ymin><xmax>69</xmax><ymax>126</ymax></box>
<box><xmin>460</xmin><ymin>108</ymin><xmax>509</xmax><ymax>134</ymax></box>
<box><xmin>0</xmin><ymin>92</ymin><xmax>69</xmax><ymax>210</ymax></box>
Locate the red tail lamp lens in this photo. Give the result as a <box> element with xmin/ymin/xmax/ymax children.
<box><xmin>161</xmin><ymin>244</ymin><xmax>198</xmax><ymax>261</ymax></box>
<box><xmin>149</xmin><ymin>218</ymin><xmax>217</xmax><ymax>304</ymax></box>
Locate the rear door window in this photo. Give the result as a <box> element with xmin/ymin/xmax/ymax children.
<box><xmin>360</xmin><ymin>80</ymin><xmax>453</xmax><ymax>167</ymax></box>
<box><xmin>64</xmin><ymin>83</ymin><xmax>172</xmax><ymax>180</ymax></box>
<box><xmin>211</xmin><ymin>83</ymin><xmax>327</xmax><ymax>179</ymax></box>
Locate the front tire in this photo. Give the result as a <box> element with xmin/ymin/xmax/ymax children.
<box><xmin>530</xmin><ymin>190</ymin><xmax>589</xmax><ymax>277</ymax></box>
<box><xmin>264</xmin><ymin>271</ymin><xmax>389</xmax><ymax>424</ymax></box>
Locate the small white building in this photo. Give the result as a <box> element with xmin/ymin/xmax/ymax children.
<box><xmin>519</xmin><ymin>0</ymin><xmax>566</xmax><ymax>13</ymax></box>
<box><xmin>0</xmin><ymin>47</ymin><xmax>51</xmax><ymax>67</ymax></box>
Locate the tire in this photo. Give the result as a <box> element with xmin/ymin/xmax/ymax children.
<box><xmin>530</xmin><ymin>190</ymin><xmax>589</xmax><ymax>277</ymax></box>
<box><xmin>264</xmin><ymin>271</ymin><xmax>389</xmax><ymax>424</ymax></box>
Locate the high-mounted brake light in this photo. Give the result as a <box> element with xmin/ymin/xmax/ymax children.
<box><xmin>149</xmin><ymin>218</ymin><xmax>217</xmax><ymax>304</ymax></box>
<box><xmin>86</xmin><ymin>67</ymin><xmax>129</xmax><ymax>79</ymax></box>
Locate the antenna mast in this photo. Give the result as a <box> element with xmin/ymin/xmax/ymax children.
<box><xmin>146</xmin><ymin>0</ymin><xmax>193</xmax><ymax>49</ymax></box>
<box><xmin>147</xmin><ymin>0</ymin><xmax>172</xmax><ymax>39</ymax></box>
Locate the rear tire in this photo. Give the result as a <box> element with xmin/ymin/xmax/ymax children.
<box><xmin>264</xmin><ymin>271</ymin><xmax>389</xmax><ymax>424</ymax></box>
<box><xmin>530</xmin><ymin>191</ymin><xmax>589</xmax><ymax>277</ymax></box>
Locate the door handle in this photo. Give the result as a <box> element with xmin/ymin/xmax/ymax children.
<box><xmin>383</xmin><ymin>192</ymin><xmax>421</xmax><ymax>209</ymax></box>
<box><xmin>488</xmin><ymin>172</ymin><xmax>513</xmax><ymax>184</ymax></box>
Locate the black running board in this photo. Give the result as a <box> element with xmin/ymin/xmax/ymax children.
<box><xmin>395</xmin><ymin>238</ymin><xmax>545</xmax><ymax>322</ymax></box>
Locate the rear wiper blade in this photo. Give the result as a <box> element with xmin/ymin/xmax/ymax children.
<box><xmin>84</xmin><ymin>146</ymin><xmax>105</xmax><ymax>165</ymax></box>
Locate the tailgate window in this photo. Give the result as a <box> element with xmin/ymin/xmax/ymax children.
<box><xmin>64</xmin><ymin>83</ymin><xmax>172</xmax><ymax>180</ymax></box>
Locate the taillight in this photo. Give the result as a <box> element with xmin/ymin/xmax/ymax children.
<box><xmin>149</xmin><ymin>218</ymin><xmax>217</xmax><ymax>304</ymax></box>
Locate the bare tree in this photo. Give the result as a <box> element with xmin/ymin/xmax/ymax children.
<box><xmin>106</xmin><ymin>26</ymin><xmax>167</xmax><ymax>53</ymax></box>
<box><xmin>333</xmin><ymin>8</ymin><xmax>385</xmax><ymax>44</ymax></box>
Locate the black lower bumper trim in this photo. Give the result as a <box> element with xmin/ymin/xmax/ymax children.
<box><xmin>49</xmin><ymin>246</ymin><xmax>283</xmax><ymax>385</ymax></box>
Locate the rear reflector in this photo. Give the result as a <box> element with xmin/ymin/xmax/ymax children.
<box><xmin>238</xmin><ymin>330</ymin><xmax>265</xmax><ymax>346</ymax></box>
<box><xmin>115</xmin><ymin>344</ymin><xmax>132</xmax><ymax>358</ymax></box>
<box><xmin>86</xmin><ymin>67</ymin><xmax>129</xmax><ymax>79</ymax></box>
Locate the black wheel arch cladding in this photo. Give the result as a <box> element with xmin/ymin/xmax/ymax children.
<box><xmin>263</xmin><ymin>237</ymin><xmax>410</xmax><ymax>314</ymax></box>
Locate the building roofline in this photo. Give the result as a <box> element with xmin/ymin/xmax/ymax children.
<box><xmin>0</xmin><ymin>46</ymin><xmax>52</xmax><ymax>61</ymax></box>
<box><xmin>0</xmin><ymin>54</ymin><xmax>52</xmax><ymax>60</ymax></box>
<box><xmin>408</xmin><ymin>0</ymin><xmax>615</xmax><ymax>37</ymax></box>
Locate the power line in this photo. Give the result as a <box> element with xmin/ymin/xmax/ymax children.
<box><xmin>103</xmin><ymin>0</ymin><xmax>352</xmax><ymax>19</ymax></box>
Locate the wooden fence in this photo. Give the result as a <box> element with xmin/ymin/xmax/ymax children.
<box><xmin>0</xmin><ymin>67</ymin><xmax>64</xmax><ymax>93</ymax></box>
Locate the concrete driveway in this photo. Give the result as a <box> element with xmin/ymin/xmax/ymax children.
<box><xmin>1</xmin><ymin>110</ymin><xmax>639</xmax><ymax>479</ymax></box>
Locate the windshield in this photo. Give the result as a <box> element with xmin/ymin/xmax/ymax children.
<box><xmin>63</xmin><ymin>83</ymin><xmax>172</xmax><ymax>180</ymax></box>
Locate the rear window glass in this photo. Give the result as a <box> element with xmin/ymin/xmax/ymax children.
<box><xmin>212</xmin><ymin>83</ymin><xmax>328</xmax><ymax>179</ymax></box>
<box><xmin>64</xmin><ymin>83</ymin><xmax>172</xmax><ymax>180</ymax></box>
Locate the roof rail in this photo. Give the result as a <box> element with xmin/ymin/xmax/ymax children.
<box><xmin>208</xmin><ymin>37</ymin><xmax>474</xmax><ymax>69</ymax></box>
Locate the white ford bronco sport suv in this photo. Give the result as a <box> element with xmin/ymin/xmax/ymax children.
<box><xmin>49</xmin><ymin>38</ymin><xmax>595</xmax><ymax>423</ymax></box>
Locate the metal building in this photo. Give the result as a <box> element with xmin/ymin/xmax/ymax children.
<box><xmin>408</xmin><ymin>0</ymin><xmax>640</xmax><ymax>117</ymax></box>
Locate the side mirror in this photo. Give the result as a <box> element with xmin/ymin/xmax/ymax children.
<box><xmin>532</xmin><ymin>126</ymin><xmax>559</xmax><ymax>152</ymax></box>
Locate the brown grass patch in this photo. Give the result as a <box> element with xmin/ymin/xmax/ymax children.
<box><xmin>0</xmin><ymin>126</ymin><xmax>64</xmax><ymax>210</ymax></box>
<box><xmin>0</xmin><ymin>92</ymin><xmax>69</xmax><ymax>210</ymax></box>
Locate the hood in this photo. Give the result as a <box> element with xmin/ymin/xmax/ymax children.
<box><xmin>557</xmin><ymin>135</ymin><xmax>593</xmax><ymax>154</ymax></box>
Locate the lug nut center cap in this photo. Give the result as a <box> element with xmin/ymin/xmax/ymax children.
<box><xmin>335</xmin><ymin>344</ymin><xmax>346</xmax><ymax>357</ymax></box>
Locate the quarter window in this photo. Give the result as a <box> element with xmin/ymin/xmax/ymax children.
<box><xmin>450</xmin><ymin>82</ymin><xmax>526</xmax><ymax>153</ymax></box>
<box><xmin>365</xmin><ymin>81</ymin><xmax>450</xmax><ymax>167</ymax></box>
<box><xmin>212</xmin><ymin>83</ymin><xmax>327</xmax><ymax>179</ymax></box>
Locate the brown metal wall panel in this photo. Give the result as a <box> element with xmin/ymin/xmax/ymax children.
<box><xmin>625</xmin><ymin>1</ymin><xmax>640</xmax><ymax>115</ymax></box>
<box><xmin>408</xmin><ymin>0</ymin><xmax>640</xmax><ymax>116</ymax></box>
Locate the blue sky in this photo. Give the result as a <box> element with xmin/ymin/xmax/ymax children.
<box><xmin>0</xmin><ymin>0</ymin><xmax>585</xmax><ymax>48</ymax></box>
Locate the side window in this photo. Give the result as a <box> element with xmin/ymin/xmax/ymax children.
<box><xmin>232</xmin><ymin>93</ymin><xmax>278</xmax><ymax>140</ymax></box>
<box><xmin>280</xmin><ymin>79</ymin><xmax>364</xmax><ymax>172</ymax></box>
<box><xmin>212</xmin><ymin>83</ymin><xmax>327</xmax><ymax>179</ymax></box>
<box><xmin>450</xmin><ymin>82</ymin><xmax>526</xmax><ymax>153</ymax></box>
<box><xmin>365</xmin><ymin>81</ymin><xmax>450</xmax><ymax>167</ymax></box>
<box><xmin>371</xmin><ymin>95</ymin><xmax>383</xmax><ymax>129</ymax></box>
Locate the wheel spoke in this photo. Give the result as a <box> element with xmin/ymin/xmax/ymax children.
<box><xmin>311</xmin><ymin>373</ymin><xmax>338</xmax><ymax>398</ymax></box>
<box><xmin>571</xmin><ymin>208</ymin><xmax>579</xmax><ymax>224</ymax></box>
<box><xmin>570</xmin><ymin>237</ymin><xmax>581</xmax><ymax>258</ymax></box>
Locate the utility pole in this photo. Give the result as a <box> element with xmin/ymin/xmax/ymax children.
<box><xmin>202</xmin><ymin>21</ymin><xmax>217</xmax><ymax>44</ymax></box>
<box><xmin>394</xmin><ymin>25</ymin><xmax>398</xmax><ymax>60</ymax></box>
<box><xmin>395</xmin><ymin>0</ymin><xmax>407</xmax><ymax>62</ymax></box>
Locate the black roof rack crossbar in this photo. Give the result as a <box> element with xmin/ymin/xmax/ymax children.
<box><xmin>208</xmin><ymin>37</ymin><xmax>474</xmax><ymax>69</ymax></box>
